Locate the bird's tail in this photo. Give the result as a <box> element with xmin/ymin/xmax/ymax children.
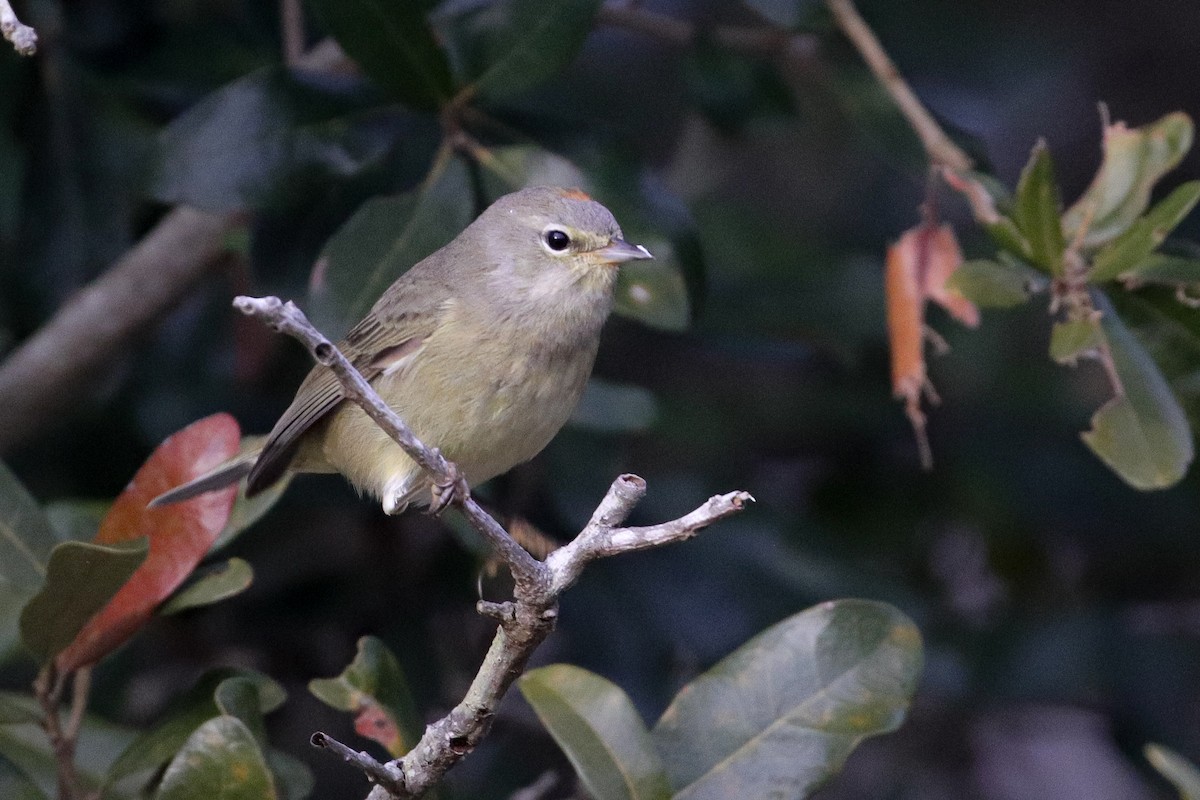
<box><xmin>148</xmin><ymin>447</ymin><xmax>261</xmax><ymax>508</ymax></box>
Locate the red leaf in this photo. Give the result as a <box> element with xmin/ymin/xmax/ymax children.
<box><xmin>55</xmin><ymin>414</ymin><xmax>240</xmax><ymax>673</ymax></box>
<box><xmin>353</xmin><ymin>701</ymin><xmax>404</xmax><ymax>756</ymax></box>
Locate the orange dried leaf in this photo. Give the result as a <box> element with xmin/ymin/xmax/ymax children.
<box><xmin>55</xmin><ymin>413</ymin><xmax>240</xmax><ymax>673</ymax></box>
<box><xmin>923</xmin><ymin>225</ymin><xmax>979</xmax><ymax>328</ymax></box>
<box><xmin>886</xmin><ymin>227</ymin><xmax>927</xmax><ymax>408</ymax></box>
<box><xmin>886</xmin><ymin>222</ymin><xmax>979</xmax><ymax>469</ymax></box>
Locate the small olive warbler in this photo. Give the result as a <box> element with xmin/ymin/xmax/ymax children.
<box><xmin>153</xmin><ymin>186</ymin><xmax>652</xmax><ymax>514</ymax></box>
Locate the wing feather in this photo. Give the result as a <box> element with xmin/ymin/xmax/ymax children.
<box><xmin>245</xmin><ymin>266</ymin><xmax>454</xmax><ymax>495</ymax></box>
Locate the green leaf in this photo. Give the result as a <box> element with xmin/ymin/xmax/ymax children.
<box><xmin>652</xmin><ymin>599</ymin><xmax>922</xmax><ymax>800</ymax></box>
<box><xmin>106</xmin><ymin>671</ymin><xmax>285</xmax><ymax>791</ymax></box>
<box><xmin>0</xmin><ymin>461</ymin><xmax>57</xmax><ymax>598</ymax></box>
<box><xmin>42</xmin><ymin>500</ymin><xmax>108</xmax><ymax>543</ymax></box>
<box><xmin>155</xmin><ymin>716</ymin><xmax>276</xmax><ymax>800</ymax></box>
<box><xmin>309</xmin><ymin>154</ymin><xmax>474</xmax><ymax>338</ymax></box>
<box><xmin>18</xmin><ymin>539</ymin><xmax>149</xmax><ymax>663</ymax></box>
<box><xmin>684</xmin><ymin>41</ymin><xmax>795</xmax><ymax>133</ymax></box>
<box><xmin>0</xmin><ymin>755</ymin><xmax>44</xmax><ymax>800</ymax></box>
<box><xmin>1147</xmin><ymin>743</ymin><xmax>1200</xmax><ymax>800</ymax></box>
<box><xmin>1121</xmin><ymin>253</ymin><xmax>1200</xmax><ymax>285</ymax></box>
<box><xmin>1064</xmin><ymin>112</ymin><xmax>1194</xmax><ymax>248</ymax></box>
<box><xmin>309</xmin><ymin>636</ymin><xmax>422</xmax><ymax>757</ymax></box>
<box><xmin>570</xmin><ymin>379</ymin><xmax>658</xmax><ymax>433</ymax></box>
<box><xmin>159</xmin><ymin>558</ymin><xmax>253</xmax><ymax>616</ymax></box>
<box><xmin>0</xmin><ymin>707</ymin><xmax>134</xmax><ymax>798</ymax></box>
<box><xmin>519</xmin><ymin>665</ymin><xmax>671</xmax><ymax>800</ymax></box>
<box><xmin>0</xmin><ymin>693</ymin><xmax>39</xmax><ymax>725</ymax></box>
<box><xmin>459</xmin><ymin>0</ymin><xmax>604</xmax><ymax>100</ymax></box>
<box><xmin>214</xmin><ymin>677</ymin><xmax>271</xmax><ymax>747</ymax></box>
<box><xmin>1049</xmin><ymin>319</ymin><xmax>1103</xmax><ymax>365</ymax></box>
<box><xmin>946</xmin><ymin>258</ymin><xmax>1044</xmax><ymax>308</ymax></box>
<box><xmin>306</xmin><ymin>0</ymin><xmax>454</xmax><ymax>111</ymax></box>
<box><xmin>1013</xmin><ymin>140</ymin><xmax>1066</xmax><ymax>275</ymax></box>
<box><xmin>207</xmin><ymin>437</ymin><xmax>292</xmax><ymax>556</ymax></box>
<box><xmin>1090</xmin><ymin>181</ymin><xmax>1200</xmax><ymax>282</ymax></box>
<box><xmin>744</xmin><ymin>0</ymin><xmax>821</xmax><ymax>27</ymax></box>
<box><xmin>150</xmin><ymin>67</ymin><xmax>386</xmax><ymax>212</ymax></box>
<box><xmin>1080</xmin><ymin>291</ymin><xmax>1194</xmax><ymax>490</ymax></box>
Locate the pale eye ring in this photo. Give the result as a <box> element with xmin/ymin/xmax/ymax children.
<box><xmin>543</xmin><ymin>228</ymin><xmax>571</xmax><ymax>252</ymax></box>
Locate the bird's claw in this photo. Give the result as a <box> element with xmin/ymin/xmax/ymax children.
<box><xmin>428</xmin><ymin>464</ymin><xmax>469</xmax><ymax>516</ymax></box>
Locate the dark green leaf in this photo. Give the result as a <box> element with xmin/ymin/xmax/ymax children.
<box><xmin>309</xmin><ymin>636</ymin><xmax>422</xmax><ymax>757</ymax></box>
<box><xmin>946</xmin><ymin>258</ymin><xmax>1043</xmax><ymax>308</ymax></box>
<box><xmin>0</xmin><ymin>461</ymin><xmax>57</xmax><ymax>599</ymax></box>
<box><xmin>519</xmin><ymin>664</ymin><xmax>671</xmax><ymax>800</ymax></box>
<box><xmin>105</xmin><ymin>671</ymin><xmax>285</xmax><ymax>790</ymax></box>
<box><xmin>1121</xmin><ymin>253</ymin><xmax>1200</xmax><ymax>286</ymax></box>
<box><xmin>155</xmin><ymin>716</ymin><xmax>276</xmax><ymax>800</ymax></box>
<box><xmin>42</xmin><ymin>501</ymin><xmax>108</xmax><ymax>543</ymax></box>
<box><xmin>18</xmin><ymin>539</ymin><xmax>149</xmax><ymax>663</ymax></box>
<box><xmin>984</xmin><ymin>218</ymin><xmax>1034</xmax><ymax>262</ymax></box>
<box><xmin>570</xmin><ymin>379</ymin><xmax>657</xmax><ymax>433</ymax></box>
<box><xmin>309</xmin><ymin>154</ymin><xmax>474</xmax><ymax>337</ymax></box>
<box><xmin>684</xmin><ymin>42</ymin><xmax>794</xmax><ymax>133</ymax></box>
<box><xmin>1090</xmin><ymin>181</ymin><xmax>1200</xmax><ymax>282</ymax></box>
<box><xmin>214</xmin><ymin>677</ymin><xmax>270</xmax><ymax>746</ymax></box>
<box><xmin>1080</xmin><ymin>291</ymin><xmax>1193</xmax><ymax>490</ymax></box>
<box><xmin>744</xmin><ymin>0</ymin><xmax>821</xmax><ymax>27</ymax></box>
<box><xmin>458</xmin><ymin>0</ymin><xmax>604</xmax><ymax>100</ymax></box>
<box><xmin>306</xmin><ymin>0</ymin><xmax>454</xmax><ymax>111</ymax></box>
<box><xmin>1104</xmin><ymin>288</ymin><xmax>1200</xmax><ymax>466</ymax></box>
<box><xmin>0</xmin><ymin>693</ymin><xmax>39</xmax><ymax>725</ymax></box>
<box><xmin>0</xmin><ymin>755</ymin><xmax>44</xmax><ymax>800</ymax></box>
<box><xmin>265</xmin><ymin>751</ymin><xmax>314</xmax><ymax>800</ymax></box>
<box><xmin>652</xmin><ymin>600</ymin><xmax>922</xmax><ymax>800</ymax></box>
<box><xmin>159</xmin><ymin>558</ymin><xmax>253</xmax><ymax>616</ymax></box>
<box><xmin>150</xmin><ymin>67</ymin><xmax>386</xmax><ymax>211</ymax></box>
<box><xmin>1064</xmin><ymin>112</ymin><xmax>1194</xmax><ymax>248</ymax></box>
<box><xmin>0</xmin><ymin>709</ymin><xmax>134</xmax><ymax>798</ymax></box>
<box><xmin>1013</xmin><ymin>140</ymin><xmax>1066</xmax><ymax>275</ymax></box>
<box><xmin>1049</xmin><ymin>319</ymin><xmax>1103</xmax><ymax>365</ymax></box>
<box><xmin>207</xmin><ymin>437</ymin><xmax>291</xmax><ymax>556</ymax></box>
<box><xmin>1147</xmin><ymin>744</ymin><xmax>1200</xmax><ymax>800</ymax></box>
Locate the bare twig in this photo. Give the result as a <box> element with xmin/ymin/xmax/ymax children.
<box><xmin>33</xmin><ymin>664</ymin><xmax>89</xmax><ymax>800</ymax></box>
<box><xmin>825</xmin><ymin>0</ymin><xmax>972</xmax><ymax>172</ymax></box>
<box><xmin>311</xmin><ymin>733</ymin><xmax>403</xmax><ymax>794</ymax></box>
<box><xmin>598</xmin><ymin>3</ymin><xmax>818</xmax><ymax>66</ymax></box>
<box><xmin>233</xmin><ymin>295</ymin><xmax>752</xmax><ymax>799</ymax></box>
<box><xmin>1</xmin><ymin>0</ymin><xmax>37</xmax><ymax>56</ymax></box>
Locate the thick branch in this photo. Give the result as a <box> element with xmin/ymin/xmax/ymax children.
<box><xmin>1</xmin><ymin>0</ymin><xmax>36</xmax><ymax>55</ymax></box>
<box><xmin>233</xmin><ymin>295</ymin><xmax>751</xmax><ymax>799</ymax></box>
<box><xmin>0</xmin><ymin>39</ymin><xmax>349</xmax><ymax>455</ymax></box>
<box><xmin>0</xmin><ymin>208</ymin><xmax>233</xmax><ymax>453</ymax></box>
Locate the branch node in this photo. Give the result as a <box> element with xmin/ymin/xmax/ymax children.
<box><xmin>1</xmin><ymin>0</ymin><xmax>37</xmax><ymax>56</ymax></box>
<box><xmin>477</xmin><ymin>600</ymin><xmax>515</xmax><ymax>621</ymax></box>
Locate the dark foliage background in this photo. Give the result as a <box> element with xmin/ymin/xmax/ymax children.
<box><xmin>3</xmin><ymin>1</ymin><xmax>1200</xmax><ymax>798</ymax></box>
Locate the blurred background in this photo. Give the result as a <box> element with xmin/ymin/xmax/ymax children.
<box><xmin>2</xmin><ymin>0</ymin><xmax>1200</xmax><ymax>798</ymax></box>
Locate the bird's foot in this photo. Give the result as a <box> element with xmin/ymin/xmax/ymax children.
<box><xmin>428</xmin><ymin>461</ymin><xmax>469</xmax><ymax>516</ymax></box>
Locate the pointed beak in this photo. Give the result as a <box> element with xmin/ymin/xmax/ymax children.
<box><xmin>591</xmin><ymin>238</ymin><xmax>654</xmax><ymax>266</ymax></box>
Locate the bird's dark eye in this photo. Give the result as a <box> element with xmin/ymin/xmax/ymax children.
<box><xmin>545</xmin><ymin>228</ymin><xmax>571</xmax><ymax>251</ymax></box>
